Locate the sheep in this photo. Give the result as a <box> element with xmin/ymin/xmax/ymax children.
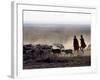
<box><xmin>62</xmin><ymin>49</ymin><xmax>73</xmax><ymax>54</ymax></box>
<box><xmin>52</xmin><ymin>49</ymin><xmax>61</xmax><ymax>54</ymax></box>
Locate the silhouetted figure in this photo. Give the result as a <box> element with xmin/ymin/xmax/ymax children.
<box><xmin>73</xmin><ymin>35</ymin><xmax>79</xmax><ymax>53</ymax></box>
<box><xmin>80</xmin><ymin>35</ymin><xmax>86</xmax><ymax>53</ymax></box>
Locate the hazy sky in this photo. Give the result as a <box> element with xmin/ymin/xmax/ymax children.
<box><xmin>24</xmin><ymin>11</ymin><xmax>91</xmax><ymax>25</ymax></box>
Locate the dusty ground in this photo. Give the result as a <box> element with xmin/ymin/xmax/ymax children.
<box><xmin>23</xmin><ymin>55</ymin><xmax>91</xmax><ymax>69</ymax></box>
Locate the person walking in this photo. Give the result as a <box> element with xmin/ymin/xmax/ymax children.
<box><xmin>73</xmin><ymin>35</ymin><xmax>79</xmax><ymax>53</ymax></box>
<box><xmin>80</xmin><ymin>35</ymin><xmax>86</xmax><ymax>53</ymax></box>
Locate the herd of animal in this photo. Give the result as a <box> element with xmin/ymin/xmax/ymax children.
<box><xmin>23</xmin><ymin>44</ymin><xmax>73</xmax><ymax>64</ymax></box>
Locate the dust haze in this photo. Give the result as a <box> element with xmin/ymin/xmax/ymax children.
<box><xmin>23</xmin><ymin>24</ymin><xmax>91</xmax><ymax>49</ymax></box>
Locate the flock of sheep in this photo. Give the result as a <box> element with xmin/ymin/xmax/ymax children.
<box><xmin>23</xmin><ymin>44</ymin><xmax>73</xmax><ymax>64</ymax></box>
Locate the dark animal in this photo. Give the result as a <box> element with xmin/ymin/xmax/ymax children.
<box><xmin>23</xmin><ymin>44</ymin><xmax>33</xmax><ymax>50</ymax></box>
<box><xmin>62</xmin><ymin>49</ymin><xmax>73</xmax><ymax>54</ymax></box>
<box><xmin>23</xmin><ymin>49</ymin><xmax>35</xmax><ymax>60</ymax></box>
<box><xmin>52</xmin><ymin>49</ymin><xmax>61</xmax><ymax>54</ymax></box>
